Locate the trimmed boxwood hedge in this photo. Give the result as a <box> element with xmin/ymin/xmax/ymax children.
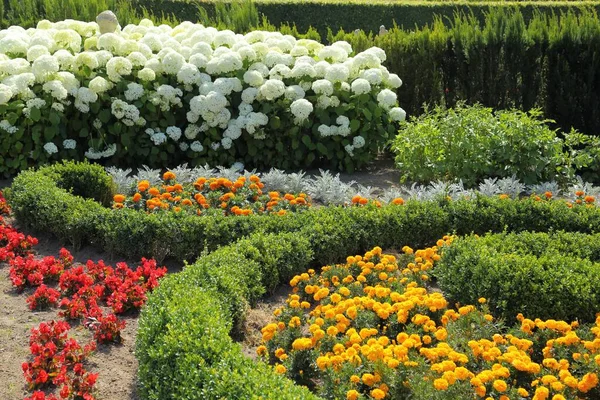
<box><xmin>434</xmin><ymin>231</ymin><xmax>600</xmax><ymax>322</ymax></box>
<box><xmin>7</xmin><ymin>161</ymin><xmax>600</xmax><ymax>398</ymax></box>
<box><xmin>8</xmin><ymin>161</ymin><xmax>600</xmax><ymax>262</ymax></box>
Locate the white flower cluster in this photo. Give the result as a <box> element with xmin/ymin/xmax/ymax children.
<box><xmin>0</xmin><ymin>18</ymin><xmax>404</xmax><ymax>161</ymax></box>
<box><xmin>318</xmin><ymin>116</ymin><xmax>351</xmax><ymax>138</ymax></box>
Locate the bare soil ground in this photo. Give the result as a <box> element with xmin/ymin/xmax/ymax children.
<box><xmin>0</xmin><ymin>159</ymin><xmax>401</xmax><ymax>400</ymax></box>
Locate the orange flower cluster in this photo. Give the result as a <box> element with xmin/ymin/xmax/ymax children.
<box><xmin>259</xmin><ymin>242</ymin><xmax>600</xmax><ymax>400</ymax></box>
<box><xmin>112</xmin><ymin>171</ymin><xmax>311</xmax><ymax>216</ymax></box>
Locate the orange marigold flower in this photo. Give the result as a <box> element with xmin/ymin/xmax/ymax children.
<box><xmin>284</xmin><ymin>193</ymin><xmax>295</xmax><ymax>201</ymax></box>
<box><xmin>250</xmin><ymin>175</ymin><xmax>260</xmax><ymax>183</ymax></box>
<box><xmin>181</xmin><ymin>199</ymin><xmax>193</xmax><ymax>206</ymax></box>
<box><xmin>358</xmin><ymin>197</ymin><xmax>369</xmax><ymax>205</ymax></box>
<box><xmin>346</xmin><ymin>390</ymin><xmax>359</xmax><ymax>400</ymax></box>
<box><xmin>392</xmin><ymin>198</ymin><xmax>405</xmax><ymax>205</ymax></box>
<box><xmin>371</xmin><ymin>389</ymin><xmax>386</xmax><ymax>399</ymax></box>
<box><xmin>575</xmin><ymin>190</ymin><xmax>585</xmax><ymax>197</ymax></box>
<box><xmin>112</xmin><ymin>203</ymin><xmax>124</xmax><ymax>209</ymax></box>
<box><xmin>137</xmin><ymin>180</ymin><xmax>150</xmax><ymax>192</ymax></box>
<box><xmin>351</xmin><ymin>195</ymin><xmax>361</xmax><ymax>204</ymax></box>
<box><xmin>584</xmin><ymin>195</ymin><xmax>595</xmax><ymax>204</ymax></box>
<box><xmin>132</xmin><ymin>193</ymin><xmax>142</xmax><ymax>203</ymax></box>
<box><xmin>148</xmin><ymin>187</ymin><xmax>161</xmax><ymax>197</ymax></box>
<box><xmin>544</xmin><ymin>191</ymin><xmax>552</xmax><ymax>199</ymax></box>
<box><xmin>113</xmin><ymin>194</ymin><xmax>126</xmax><ymax>203</ymax></box>
<box><xmin>163</xmin><ymin>171</ymin><xmax>176</xmax><ymax>181</ymax></box>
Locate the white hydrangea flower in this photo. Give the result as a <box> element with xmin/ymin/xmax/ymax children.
<box><xmin>74</xmin><ymin>52</ymin><xmax>99</xmax><ymax>71</ymax></box>
<box><xmin>179</xmin><ymin>142</ymin><xmax>189</xmax><ymax>151</ymax></box>
<box><xmin>318</xmin><ymin>45</ymin><xmax>348</xmax><ymax>63</ymax></box>
<box><xmin>51</xmin><ymin>103</ymin><xmax>64</xmax><ymax>112</ymax></box>
<box><xmin>150</xmin><ymin>132</ymin><xmax>167</xmax><ymax>145</ymax></box>
<box><xmin>351</xmin><ymin>78</ymin><xmax>371</xmax><ymax>95</ymax></box>
<box><xmin>161</xmin><ymin>51</ymin><xmax>186</xmax><ymax>75</ymax></box>
<box><xmin>0</xmin><ymin>84</ymin><xmax>13</xmax><ymax>105</ymax></box>
<box><xmin>389</xmin><ymin>107</ymin><xmax>406</xmax><ymax>122</ymax></box>
<box><xmin>88</xmin><ymin>76</ymin><xmax>112</xmax><ymax>93</ymax></box>
<box><xmin>241</xmin><ymin>87</ymin><xmax>259</xmax><ymax>104</ymax></box>
<box><xmin>221</xmin><ymin>137</ymin><xmax>233</xmax><ymax>149</ymax></box>
<box><xmin>243</xmin><ymin>70</ymin><xmax>264</xmax><ymax>87</ymax></box>
<box><xmin>138</xmin><ymin>68</ymin><xmax>156</xmax><ymax>81</ymax></box>
<box><xmin>269</xmin><ymin>64</ymin><xmax>291</xmax><ymax>80</ymax></box>
<box><xmin>385</xmin><ymin>73</ymin><xmax>403</xmax><ymax>89</ymax></box>
<box><xmin>312</xmin><ymin>79</ymin><xmax>333</xmax><ymax>96</ymax></box>
<box><xmin>344</xmin><ymin>144</ymin><xmax>354</xmax><ymax>156</ymax></box>
<box><xmin>106</xmin><ymin>56</ymin><xmax>133</xmax><ymax>82</ymax></box>
<box><xmin>361</xmin><ymin>68</ymin><xmax>383</xmax><ymax>86</ymax></box>
<box><xmin>63</xmin><ymin>139</ymin><xmax>77</xmax><ymax>149</ymax></box>
<box><xmin>290</xmin><ymin>99</ymin><xmax>313</xmax><ymax>124</ymax></box>
<box><xmin>166</xmin><ymin>126</ymin><xmax>182</xmax><ymax>141</ymax></box>
<box><xmin>85</xmin><ymin>143</ymin><xmax>117</xmax><ymax>159</ymax></box>
<box><xmin>190</xmin><ymin>141</ymin><xmax>204</xmax><ymax>152</ymax></box>
<box><xmin>124</xmin><ymin>82</ymin><xmax>144</xmax><ymax>101</ymax></box>
<box><xmin>26</xmin><ymin>45</ymin><xmax>50</xmax><ymax>62</ymax></box>
<box><xmin>0</xmin><ymin>120</ymin><xmax>18</xmax><ymax>134</ymax></box>
<box><xmin>42</xmin><ymin>80</ymin><xmax>68</xmax><ymax>100</ymax></box>
<box><xmin>377</xmin><ymin>89</ymin><xmax>397</xmax><ymax>110</ymax></box>
<box><xmin>259</xmin><ymin>79</ymin><xmax>285</xmax><ymax>101</ymax></box>
<box><xmin>32</xmin><ymin>55</ymin><xmax>59</xmax><ymax>81</ymax></box>
<box><xmin>352</xmin><ymin>135</ymin><xmax>365</xmax><ymax>149</ymax></box>
<box><xmin>43</xmin><ymin>142</ymin><xmax>58</xmax><ymax>154</ymax></box>
<box><xmin>284</xmin><ymin>85</ymin><xmax>305</xmax><ymax>101</ymax></box>
<box><xmin>325</xmin><ymin>64</ymin><xmax>349</xmax><ymax>83</ymax></box>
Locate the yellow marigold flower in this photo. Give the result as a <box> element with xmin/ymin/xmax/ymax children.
<box><xmin>475</xmin><ymin>385</ymin><xmax>486</xmax><ymax>397</ymax></box>
<box><xmin>493</xmin><ymin>379</ymin><xmax>507</xmax><ymax>392</ymax></box>
<box><xmin>274</xmin><ymin>364</ymin><xmax>286</xmax><ymax>374</ymax></box>
<box><xmin>346</xmin><ymin>390</ymin><xmax>359</xmax><ymax>400</ymax></box>
<box><xmin>331</xmin><ymin>293</ymin><xmax>342</xmax><ymax>303</ymax></box>
<box><xmin>362</xmin><ymin>373</ymin><xmax>377</xmax><ymax>386</ymax></box>
<box><xmin>256</xmin><ymin>345</ymin><xmax>267</xmax><ymax>356</ymax></box>
<box><xmin>371</xmin><ymin>388</ymin><xmax>386</xmax><ymax>399</ymax></box>
<box><xmin>517</xmin><ymin>388</ymin><xmax>529</xmax><ymax>397</ymax></box>
<box><xmin>551</xmin><ymin>395</ymin><xmax>565</xmax><ymax>400</ymax></box>
<box><xmin>533</xmin><ymin>386</ymin><xmax>549</xmax><ymax>400</ymax></box>
<box><xmin>433</xmin><ymin>378</ymin><xmax>449</xmax><ymax>390</ymax></box>
<box><xmin>292</xmin><ymin>337</ymin><xmax>313</xmax><ymax>351</ymax></box>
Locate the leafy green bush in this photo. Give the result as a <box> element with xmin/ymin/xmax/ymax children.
<box><xmin>391</xmin><ymin>104</ymin><xmax>571</xmax><ymax>186</ymax></box>
<box><xmin>434</xmin><ymin>231</ymin><xmax>600</xmax><ymax>322</ymax></box>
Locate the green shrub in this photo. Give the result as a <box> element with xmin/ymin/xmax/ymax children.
<box><xmin>136</xmin><ymin>231</ymin><xmax>319</xmax><ymax>400</ymax></box>
<box><xmin>391</xmin><ymin>104</ymin><xmax>571</xmax><ymax>186</ymax></box>
<box><xmin>434</xmin><ymin>231</ymin><xmax>600</xmax><ymax>322</ymax></box>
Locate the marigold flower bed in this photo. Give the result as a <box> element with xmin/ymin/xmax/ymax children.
<box><xmin>259</xmin><ymin>243</ymin><xmax>600</xmax><ymax>400</ymax></box>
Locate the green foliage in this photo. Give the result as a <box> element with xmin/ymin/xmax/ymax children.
<box><xmin>9</xmin><ymin>162</ymin><xmax>600</xmax><ymax>263</ymax></box>
<box><xmin>136</xmin><ymin>232</ymin><xmax>319</xmax><ymax>400</ymax></box>
<box><xmin>391</xmin><ymin>104</ymin><xmax>572</xmax><ymax>186</ymax></box>
<box><xmin>434</xmin><ymin>231</ymin><xmax>600</xmax><ymax>322</ymax></box>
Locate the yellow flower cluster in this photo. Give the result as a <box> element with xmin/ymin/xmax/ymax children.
<box><xmin>259</xmin><ymin>240</ymin><xmax>600</xmax><ymax>400</ymax></box>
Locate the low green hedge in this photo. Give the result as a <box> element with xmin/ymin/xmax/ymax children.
<box><xmin>435</xmin><ymin>231</ymin><xmax>600</xmax><ymax>322</ymax></box>
<box><xmin>136</xmin><ymin>231</ymin><xmax>319</xmax><ymax>399</ymax></box>
<box><xmin>8</xmin><ymin>161</ymin><xmax>600</xmax><ymax>262</ymax></box>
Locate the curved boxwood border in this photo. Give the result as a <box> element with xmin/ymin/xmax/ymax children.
<box><xmin>7</xmin><ymin>161</ymin><xmax>600</xmax><ymax>398</ymax></box>
<box><xmin>7</xmin><ymin>161</ymin><xmax>600</xmax><ymax>262</ymax></box>
<box><xmin>435</xmin><ymin>231</ymin><xmax>600</xmax><ymax>322</ymax></box>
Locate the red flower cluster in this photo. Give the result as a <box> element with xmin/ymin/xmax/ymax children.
<box><xmin>10</xmin><ymin>254</ymin><xmax>67</xmax><ymax>291</ymax></box>
<box><xmin>22</xmin><ymin>320</ymin><xmax>97</xmax><ymax>399</ymax></box>
<box><xmin>0</xmin><ymin>192</ymin><xmax>168</xmax><ymax>400</ymax></box>
<box><xmin>0</xmin><ymin>222</ymin><xmax>38</xmax><ymax>263</ymax></box>
<box><xmin>26</xmin><ymin>284</ymin><xmax>62</xmax><ymax>310</ymax></box>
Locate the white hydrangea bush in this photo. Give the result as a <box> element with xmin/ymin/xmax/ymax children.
<box><xmin>0</xmin><ymin>18</ymin><xmax>405</xmax><ymax>175</ymax></box>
